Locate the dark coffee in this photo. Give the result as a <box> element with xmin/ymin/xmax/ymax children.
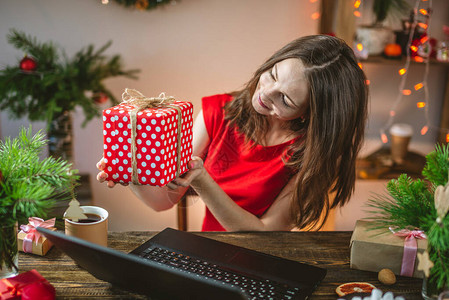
<box><xmin>76</xmin><ymin>213</ymin><xmax>102</xmax><ymax>224</ymax></box>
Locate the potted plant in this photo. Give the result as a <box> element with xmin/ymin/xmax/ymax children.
<box><xmin>366</xmin><ymin>144</ymin><xmax>449</xmax><ymax>299</ymax></box>
<box><xmin>356</xmin><ymin>0</ymin><xmax>410</xmax><ymax>56</ymax></box>
<box><xmin>0</xmin><ymin>127</ymin><xmax>78</xmax><ymax>278</ymax></box>
<box><xmin>0</xmin><ymin>29</ymin><xmax>139</xmax><ymax>161</ymax></box>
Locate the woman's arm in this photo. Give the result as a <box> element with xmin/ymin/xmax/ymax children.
<box><xmin>174</xmin><ymin>160</ymin><xmax>297</xmax><ymax>231</ymax></box>
<box><xmin>97</xmin><ymin>110</ymin><xmax>210</xmax><ymax>211</ymax></box>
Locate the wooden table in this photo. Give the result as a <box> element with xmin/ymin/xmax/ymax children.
<box><xmin>19</xmin><ymin>231</ymin><xmax>423</xmax><ymax>299</ymax></box>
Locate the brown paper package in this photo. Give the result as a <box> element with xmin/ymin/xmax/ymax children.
<box><xmin>350</xmin><ymin>220</ymin><xmax>427</xmax><ymax>278</ymax></box>
<box><xmin>17</xmin><ymin>227</ymin><xmax>56</xmax><ymax>256</ymax></box>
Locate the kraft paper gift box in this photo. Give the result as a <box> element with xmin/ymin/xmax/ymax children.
<box><xmin>103</xmin><ymin>89</ymin><xmax>193</xmax><ymax>187</ymax></box>
<box><xmin>350</xmin><ymin>220</ymin><xmax>427</xmax><ymax>278</ymax></box>
<box><xmin>17</xmin><ymin>218</ymin><xmax>56</xmax><ymax>256</ymax></box>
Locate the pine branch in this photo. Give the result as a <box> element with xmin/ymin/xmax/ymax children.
<box><xmin>0</xmin><ymin>126</ymin><xmax>78</xmax><ymax>222</ymax></box>
<box><xmin>113</xmin><ymin>0</ymin><xmax>173</xmax><ymax>10</ymax></box>
<box><xmin>365</xmin><ymin>174</ymin><xmax>434</xmax><ymax>230</ymax></box>
<box><xmin>0</xmin><ymin>29</ymin><xmax>139</xmax><ymax>126</ymax></box>
<box><xmin>422</xmin><ymin>144</ymin><xmax>449</xmax><ymax>188</ymax></box>
<box><xmin>7</xmin><ymin>29</ymin><xmax>58</xmax><ymax>69</ymax></box>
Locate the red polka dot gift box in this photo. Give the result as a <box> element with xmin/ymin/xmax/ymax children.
<box><xmin>103</xmin><ymin>89</ymin><xmax>193</xmax><ymax>186</ymax></box>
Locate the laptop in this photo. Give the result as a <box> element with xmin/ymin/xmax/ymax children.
<box><xmin>37</xmin><ymin>227</ymin><xmax>326</xmax><ymax>299</ymax></box>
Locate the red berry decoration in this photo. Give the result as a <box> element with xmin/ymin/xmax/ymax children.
<box><xmin>19</xmin><ymin>55</ymin><xmax>37</xmax><ymax>72</ymax></box>
<box><xmin>93</xmin><ymin>92</ymin><xmax>108</xmax><ymax>104</ymax></box>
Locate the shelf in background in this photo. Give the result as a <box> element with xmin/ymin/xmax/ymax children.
<box><xmin>357</xmin><ymin>146</ymin><xmax>426</xmax><ymax>180</ymax></box>
<box><xmin>361</xmin><ymin>55</ymin><xmax>449</xmax><ymax>146</ymax></box>
<box><xmin>361</xmin><ymin>55</ymin><xmax>449</xmax><ymax>66</ymax></box>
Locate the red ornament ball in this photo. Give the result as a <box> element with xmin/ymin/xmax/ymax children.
<box><xmin>19</xmin><ymin>56</ymin><xmax>37</xmax><ymax>72</ymax></box>
<box><xmin>93</xmin><ymin>92</ymin><xmax>108</xmax><ymax>104</ymax></box>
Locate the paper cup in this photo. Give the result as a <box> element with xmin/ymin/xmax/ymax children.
<box><xmin>64</xmin><ymin>206</ymin><xmax>108</xmax><ymax>247</ymax></box>
<box><xmin>389</xmin><ymin>123</ymin><xmax>413</xmax><ymax>164</ymax></box>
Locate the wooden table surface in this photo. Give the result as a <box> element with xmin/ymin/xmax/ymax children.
<box><xmin>19</xmin><ymin>231</ymin><xmax>423</xmax><ymax>299</ymax></box>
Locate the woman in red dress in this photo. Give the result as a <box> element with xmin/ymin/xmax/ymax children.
<box><xmin>97</xmin><ymin>35</ymin><xmax>368</xmax><ymax>231</ymax></box>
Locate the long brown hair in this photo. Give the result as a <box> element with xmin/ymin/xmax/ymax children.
<box><xmin>225</xmin><ymin>35</ymin><xmax>368</xmax><ymax>230</ymax></box>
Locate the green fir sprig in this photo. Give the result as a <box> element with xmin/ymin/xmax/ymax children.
<box><xmin>112</xmin><ymin>0</ymin><xmax>173</xmax><ymax>11</ymax></box>
<box><xmin>0</xmin><ymin>29</ymin><xmax>139</xmax><ymax>127</ymax></box>
<box><xmin>372</xmin><ymin>0</ymin><xmax>410</xmax><ymax>25</ymax></box>
<box><xmin>0</xmin><ymin>127</ymin><xmax>78</xmax><ymax>225</ymax></box>
<box><xmin>0</xmin><ymin>127</ymin><xmax>78</xmax><ymax>272</ymax></box>
<box><xmin>365</xmin><ymin>175</ymin><xmax>434</xmax><ymax>231</ymax></box>
<box><xmin>425</xmin><ymin>215</ymin><xmax>449</xmax><ymax>289</ymax></box>
<box><xmin>422</xmin><ymin>144</ymin><xmax>449</xmax><ymax>187</ymax></box>
<box><xmin>365</xmin><ymin>143</ymin><xmax>449</xmax><ymax>291</ymax></box>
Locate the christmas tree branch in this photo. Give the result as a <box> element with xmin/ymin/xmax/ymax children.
<box><xmin>7</xmin><ymin>29</ymin><xmax>58</xmax><ymax>69</ymax></box>
<box><xmin>0</xmin><ymin>29</ymin><xmax>140</xmax><ymax>126</ymax></box>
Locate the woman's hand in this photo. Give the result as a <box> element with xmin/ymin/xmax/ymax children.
<box><xmin>96</xmin><ymin>157</ymin><xmax>128</xmax><ymax>188</ymax></box>
<box><xmin>97</xmin><ymin>156</ymin><xmax>204</xmax><ymax>190</ymax></box>
<box><xmin>166</xmin><ymin>156</ymin><xmax>205</xmax><ymax>190</ymax></box>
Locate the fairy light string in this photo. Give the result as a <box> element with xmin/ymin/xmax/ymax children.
<box><xmin>353</xmin><ymin>0</ymin><xmax>448</xmax><ymax>144</ymax></box>
<box><xmin>379</xmin><ymin>0</ymin><xmax>429</xmax><ymax>144</ymax></box>
<box><xmin>416</xmin><ymin>0</ymin><xmax>432</xmax><ymax>137</ymax></box>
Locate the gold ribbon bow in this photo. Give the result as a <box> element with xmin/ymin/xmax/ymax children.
<box><xmin>121</xmin><ymin>88</ymin><xmax>176</xmax><ymax>109</ymax></box>
<box><xmin>121</xmin><ymin>88</ymin><xmax>182</xmax><ymax>184</ymax></box>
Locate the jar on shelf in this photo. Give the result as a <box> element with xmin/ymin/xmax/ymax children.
<box><xmin>436</xmin><ymin>41</ymin><xmax>448</xmax><ymax>62</ymax></box>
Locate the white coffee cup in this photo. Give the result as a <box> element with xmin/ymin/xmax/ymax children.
<box><xmin>64</xmin><ymin>206</ymin><xmax>108</xmax><ymax>247</ymax></box>
<box><xmin>389</xmin><ymin>123</ymin><xmax>413</xmax><ymax>164</ymax></box>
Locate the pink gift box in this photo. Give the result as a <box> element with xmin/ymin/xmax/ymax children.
<box><xmin>103</xmin><ymin>97</ymin><xmax>193</xmax><ymax>187</ymax></box>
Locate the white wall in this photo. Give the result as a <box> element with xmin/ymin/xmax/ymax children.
<box><xmin>0</xmin><ymin>0</ymin><xmax>320</xmax><ymax>231</ymax></box>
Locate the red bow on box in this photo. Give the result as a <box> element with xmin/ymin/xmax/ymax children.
<box><xmin>0</xmin><ymin>269</ymin><xmax>55</xmax><ymax>300</ymax></box>
<box><xmin>19</xmin><ymin>217</ymin><xmax>55</xmax><ymax>253</ymax></box>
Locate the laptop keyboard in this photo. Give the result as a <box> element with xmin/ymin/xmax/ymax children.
<box><xmin>139</xmin><ymin>246</ymin><xmax>300</xmax><ymax>300</ymax></box>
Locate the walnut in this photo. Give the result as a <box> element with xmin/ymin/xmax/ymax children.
<box><xmin>378</xmin><ymin>268</ymin><xmax>396</xmax><ymax>285</ymax></box>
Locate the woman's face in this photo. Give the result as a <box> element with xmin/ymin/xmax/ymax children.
<box><xmin>252</xmin><ymin>58</ymin><xmax>309</xmax><ymax>122</ymax></box>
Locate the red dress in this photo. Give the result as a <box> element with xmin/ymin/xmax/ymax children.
<box><xmin>201</xmin><ymin>94</ymin><xmax>301</xmax><ymax>231</ymax></box>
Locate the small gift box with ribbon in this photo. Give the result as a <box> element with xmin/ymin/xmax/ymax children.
<box><xmin>0</xmin><ymin>269</ymin><xmax>55</xmax><ymax>300</ymax></box>
<box><xmin>102</xmin><ymin>89</ymin><xmax>193</xmax><ymax>186</ymax></box>
<box><xmin>17</xmin><ymin>217</ymin><xmax>56</xmax><ymax>256</ymax></box>
<box><xmin>350</xmin><ymin>220</ymin><xmax>427</xmax><ymax>278</ymax></box>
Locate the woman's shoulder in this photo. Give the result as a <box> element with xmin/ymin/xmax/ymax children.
<box><xmin>201</xmin><ymin>93</ymin><xmax>233</xmax><ymax>108</ymax></box>
<box><xmin>201</xmin><ymin>94</ymin><xmax>233</xmax><ymax>139</ymax></box>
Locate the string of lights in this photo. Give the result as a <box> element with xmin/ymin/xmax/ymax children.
<box><xmin>353</xmin><ymin>0</ymin><xmax>448</xmax><ymax>144</ymax></box>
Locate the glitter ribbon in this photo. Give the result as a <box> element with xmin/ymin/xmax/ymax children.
<box><xmin>121</xmin><ymin>88</ymin><xmax>182</xmax><ymax>184</ymax></box>
<box><xmin>389</xmin><ymin>227</ymin><xmax>427</xmax><ymax>277</ymax></box>
<box><xmin>19</xmin><ymin>217</ymin><xmax>55</xmax><ymax>253</ymax></box>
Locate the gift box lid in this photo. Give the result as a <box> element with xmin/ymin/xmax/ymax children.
<box><xmin>350</xmin><ymin>220</ymin><xmax>427</xmax><ymax>250</ymax></box>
